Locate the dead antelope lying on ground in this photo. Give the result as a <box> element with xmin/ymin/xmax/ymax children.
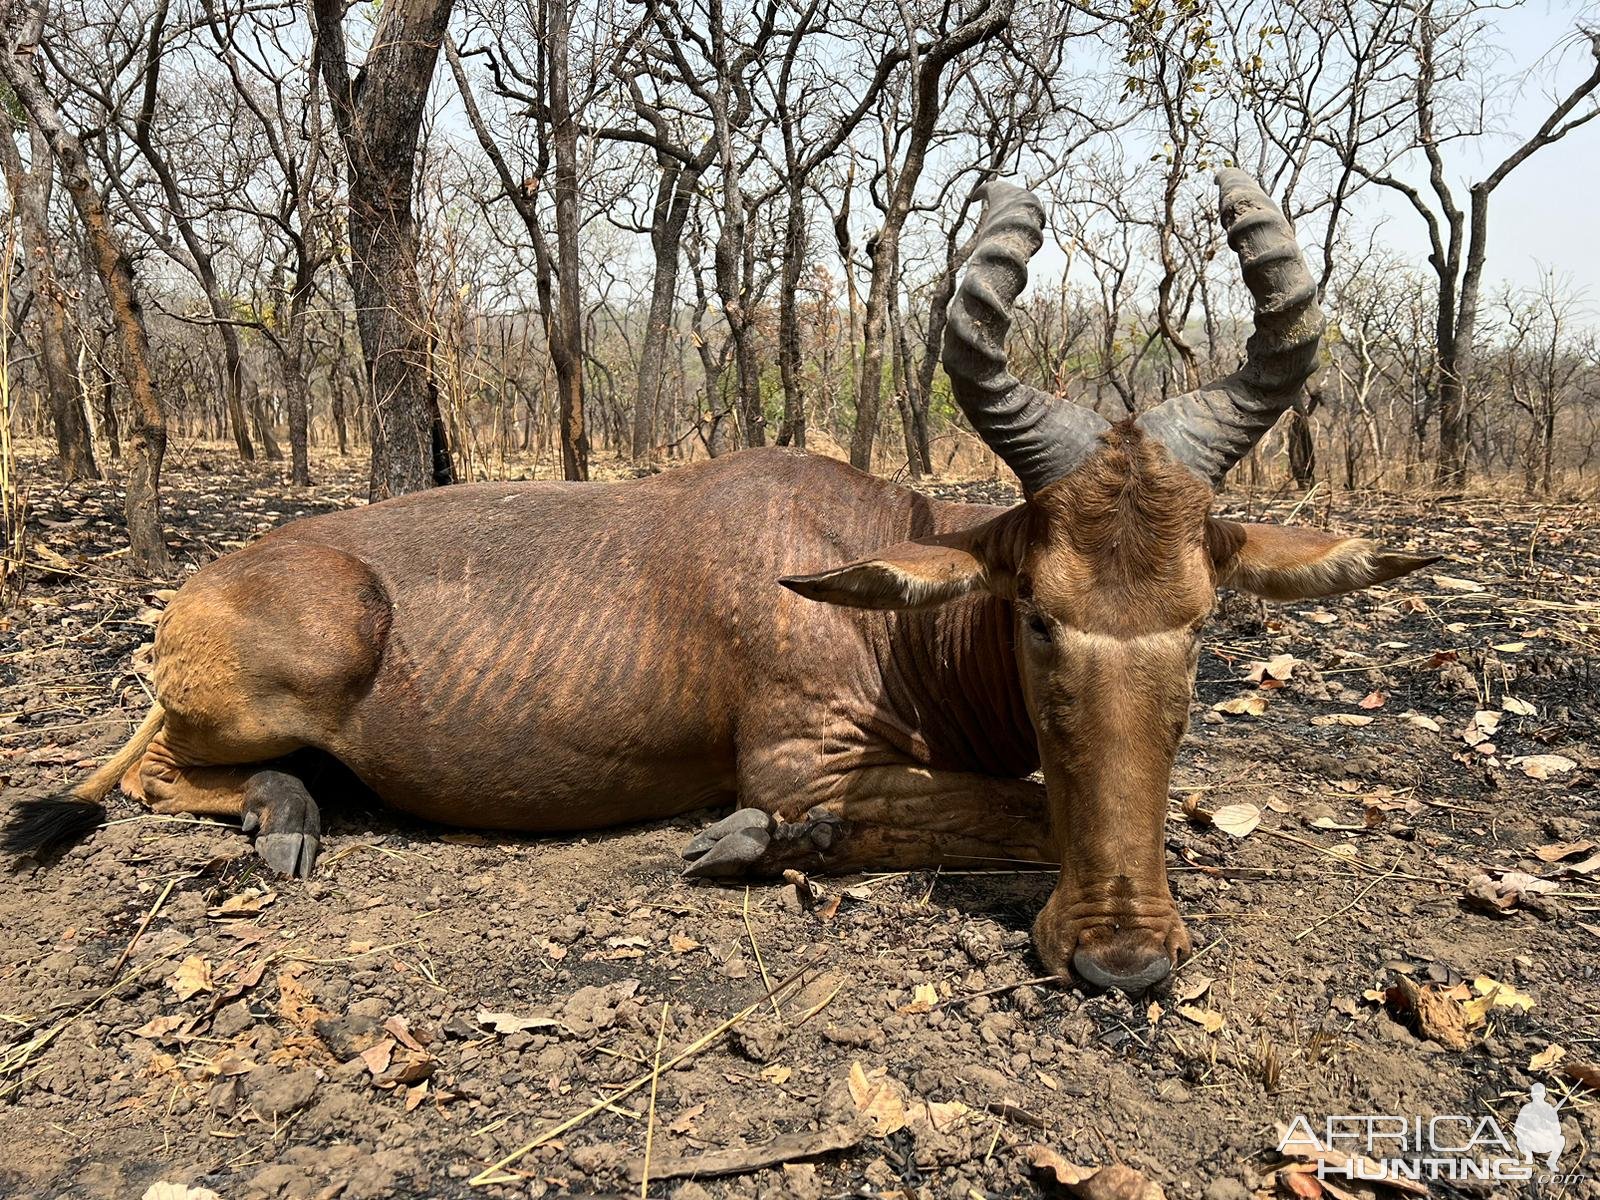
<box><xmin>5</xmin><ymin>171</ymin><xmax>1433</xmax><ymax>993</ymax></box>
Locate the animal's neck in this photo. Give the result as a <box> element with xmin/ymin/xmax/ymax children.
<box><xmin>878</xmin><ymin>592</ymin><xmax>1037</xmax><ymax>777</ymax></box>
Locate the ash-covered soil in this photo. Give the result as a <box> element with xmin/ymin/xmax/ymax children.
<box><xmin>1</xmin><ymin>446</ymin><xmax>1597</xmax><ymax>1200</ymax></box>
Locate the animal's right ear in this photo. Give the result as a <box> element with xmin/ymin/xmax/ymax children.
<box><xmin>780</xmin><ymin>509</ymin><xmax>1025</xmax><ymax>611</ymax></box>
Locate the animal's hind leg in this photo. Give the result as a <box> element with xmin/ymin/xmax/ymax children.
<box><xmin>137</xmin><ymin>739</ymin><xmax>322</xmax><ymax>878</ymax></box>
<box><xmin>683</xmin><ymin>768</ymin><xmax>1055</xmax><ymax>878</ymax></box>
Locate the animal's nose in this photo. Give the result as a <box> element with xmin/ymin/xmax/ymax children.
<box><xmin>1070</xmin><ymin>946</ymin><xmax>1172</xmax><ymax>994</ymax></box>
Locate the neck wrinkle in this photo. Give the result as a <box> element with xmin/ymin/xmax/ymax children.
<box><xmin>879</xmin><ymin>592</ymin><xmax>1038</xmax><ymax>777</ymax></box>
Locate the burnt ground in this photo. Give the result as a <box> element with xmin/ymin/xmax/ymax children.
<box><xmin>0</xmin><ymin>445</ymin><xmax>1597</xmax><ymax>1200</ymax></box>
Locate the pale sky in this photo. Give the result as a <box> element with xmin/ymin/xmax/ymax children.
<box><xmin>1364</xmin><ymin>2</ymin><xmax>1600</xmax><ymax>302</ymax></box>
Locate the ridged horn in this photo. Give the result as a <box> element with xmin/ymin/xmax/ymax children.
<box><xmin>1137</xmin><ymin>169</ymin><xmax>1324</xmax><ymax>487</ymax></box>
<box><xmin>942</xmin><ymin>181</ymin><xmax>1110</xmax><ymax>494</ymax></box>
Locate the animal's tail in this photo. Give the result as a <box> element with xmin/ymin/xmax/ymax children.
<box><xmin>3</xmin><ymin>703</ymin><xmax>165</xmax><ymax>859</ymax></box>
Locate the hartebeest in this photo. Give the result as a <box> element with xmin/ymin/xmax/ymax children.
<box><xmin>5</xmin><ymin>171</ymin><xmax>1433</xmax><ymax>992</ymax></box>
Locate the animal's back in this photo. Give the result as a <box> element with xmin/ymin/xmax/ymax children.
<box><xmin>166</xmin><ymin>449</ymin><xmax>970</xmax><ymax>830</ymax></box>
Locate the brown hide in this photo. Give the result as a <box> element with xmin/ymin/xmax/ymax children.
<box><xmin>157</xmin><ymin>447</ymin><xmax>1037</xmax><ymax>831</ymax></box>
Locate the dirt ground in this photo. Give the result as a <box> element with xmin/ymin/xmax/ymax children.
<box><xmin>1</xmin><ymin>445</ymin><xmax>1597</xmax><ymax>1200</ymax></box>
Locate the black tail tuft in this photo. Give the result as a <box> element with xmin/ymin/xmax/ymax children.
<box><xmin>3</xmin><ymin>797</ymin><xmax>107</xmax><ymax>859</ymax></box>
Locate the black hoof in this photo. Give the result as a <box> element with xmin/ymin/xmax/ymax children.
<box><xmin>256</xmin><ymin>831</ymin><xmax>320</xmax><ymax>878</ymax></box>
<box><xmin>241</xmin><ymin>770</ymin><xmax>322</xmax><ymax>879</ymax></box>
<box><xmin>682</xmin><ymin>808</ymin><xmax>774</xmax><ymax>878</ymax></box>
<box><xmin>681</xmin><ymin>805</ymin><xmax>845</xmax><ymax>879</ymax></box>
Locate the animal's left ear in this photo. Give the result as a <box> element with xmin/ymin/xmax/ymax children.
<box><xmin>781</xmin><ymin>509</ymin><xmax>1023</xmax><ymax>611</ymax></box>
<box><xmin>1209</xmin><ymin>520</ymin><xmax>1438</xmax><ymax>601</ymax></box>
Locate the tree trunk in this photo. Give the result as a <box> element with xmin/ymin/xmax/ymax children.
<box><xmin>279</xmin><ymin>348</ymin><xmax>312</xmax><ymax>486</ymax></box>
<box><xmin>775</xmin><ymin>177</ymin><xmax>807</xmax><ymax>448</ymax></box>
<box><xmin>1286</xmin><ymin>394</ymin><xmax>1318</xmax><ymax>489</ymax></box>
<box><xmin>2</xmin><ymin>12</ymin><xmax>170</xmax><ymax>572</ymax></box>
<box><xmin>330</xmin><ymin>363</ymin><xmax>350</xmax><ymax>455</ymax></box>
<box><xmin>244</xmin><ymin>375</ymin><xmax>281</xmax><ymax>460</ymax></box>
<box><xmin>546</xmin><ymin>0</ymin><xmax>588</xmax><ymax>480</ymax></box>
<box><xmin>1434</xmin><ymin>349</ymin><xmax>1467</xmax><ymax>487</ymax></box>
<box><xmin>278</xmin><ymin>260</ymin><xmax>316</xmax><ymax>486</ymax></box>
<box><xmin>312</xmin><ymin>0</ymin><xmax>455</xmax><ymax>500</ymax></box>
<box><xmin>850</xmin><ymin>227</ymin><xmax>897</xmax><ymax>470</ymax></box>
<box><xmin>0</xmin><ymin>115</ymin><xmax>98</xmax><ymax>481</ymax></box>
<box><xmin>90</xmin><ymin>338</ymin><xmax>120</xmax><ymax>459</ymax></box>
<box><xmin>632</xmin><ymin>161</ymin><xmax>696</xmax><ymax>458</ymax></box>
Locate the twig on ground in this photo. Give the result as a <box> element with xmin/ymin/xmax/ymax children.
<box><xmin>638</xmin><ymin>1001</ymin><xmax>670</xmax><ymax>1198</ymax></box>
<box><xmin>469</xmin><ymin>953</ymin><xmax>826</xmax><ymax>1186</ymax></box>
<box><xmin>743</xmin><ymin>886</ymin><xmax>782</xmax><ymax>1022</ymax></box>
<box><xmin>1293</xmin><ymin>859</ymin><xmax>1403</xmax><ymax>943</ymax></box>
<box><xmin>110</xmin><ymin>873</ymin><xmax>184</xmax><ymax>976</ymax></box>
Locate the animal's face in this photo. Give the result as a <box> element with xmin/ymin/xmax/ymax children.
<box><xmin>785</xmin><ymin>429</ymin><xmax>1434</xmax><ymax>992</ymax></box>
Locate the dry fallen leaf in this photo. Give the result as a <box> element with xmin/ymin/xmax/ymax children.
<box><xmin>1025</xmin><ymin>1144</ymin><xmax>1166</xmax><ymax>1200</ymax></box>
<box><xmin>275</xmin><ymin>964</ymin><xmax>325</xmax><ymax>1031</ymax></box>
<box><xmin>477</xmin><ymin>1010</ymin><xmax>562</xmax><ymax>1035</ymax></box>
<box><xmin>1534</xmin><ymin>839</ymin><xmax>1596</xmax><ymax>863</ymax></box>
<box><xmin>1357</xmin><ymin>690</ymin><xmax>1387</xmax><ymax>709</ymax></box>
<box><xmin>1500</xmin><ymin>695</ymin><xmax>1537</xmax><ymax>717</ymax></box>
<box><xmin>1404</xmin><ymin>712</ymin><xmax>1442</xmax><ymax>733</ymax></box>
<box><xmin>1432</xmin><ymin>574</ymin><xmax>1485</xmax><ymax>592</ymax></box>
<box><xmin>899</xmin><ymin>982</ymin><xmax>939</xmax><ymax>1013</ymax></box>
<box><xmin>668</xmin><ymin>1102</ymin><xmax>706</xmax><ymax>1134</ymax></box>
<box><xmin>1246</xmin><ymin>654</ymin><xmax>1300</xmax><ymax>687</ymax></box>
<box><xmin>1462</xmin><ymin>976</ymin><xmax>1534</xmax><ymax>1022</ymax></box>
<box><xmin>1178</xmin><ymin>1004</ymin><xmax>1225</xmax><ymax>1033</ymax></box>
<box><xmin>1311</xmin><ymin>713</ymin><xmax>1374</xmax><ymax>728</ymax></box>
<box><xmin>1210</xmin><ymin>803</ymin><xmax>1260</xmax><ymax>839</ymax></box>
<box><xmin>360</xmin><ymin>1038</ymin><xmax>396</xmax><ymax>1076</ymax></box>
<box><xmin>141</xmin><ymin>1185</ymin><xmax>224</xmax><ymax>1200</ymax></box>
<box><xmin>1461</xmin><ymin>710</ymin><xmax>1500</xmax><ymax>747</ymax></box>
<box><xmin>1530</xmin><ymin>1044</ymin><xmax>1566</xmax><ymax>1071</ymax></box>
<box><xmin>1563</xmin><ymin>1060</ymin><xmax>1600</xmax><ymax>1090</ymax></box>
<box><xmin>1509</xmin><ymin>754</ymin><xmax>1577</xmax><ymax>780</ymax></box>
<box><xmin>847</xmin><ymin>1061</ymin><xmax>907</xmax><ymax>1137</ymax></box>
<box><xmin>1462</xmin><ymin>871</ymin><xmax>1558</xmax><ymax>917</ymax></box>
<box><xmin>761</xmin><ymin>1063</ymin><xmax>792</xmax><ymax>1085</ymax></box>
<box><xmin>206</xmin><ymin>888</ymin><xmax>277</xmax><ymax>919</ymax></box>
<box><xmin>1384</xmin><ymin>978</ymin><xmax>1472</xmax><ymax>1049</ymax></box>
<box><xmin>1213</xmin><ymin>694</ymin><xmax>1268</xmax><ymax>717</ymax></box>
<box><xmin>134</xmin><ymin>1015</ymin><xmax>188</xmax><ymax>1041</ymax></box>
<box><xmin>170</xmin><ymin>955</ymin><xmax>214</xmax><ymax>1002</ymax></box>
<box><xmin>1278</xmin><ymin>1166</ymin><xmax>1323</xmax><ymax>1199</ymax></box>
<box><xmin>1276</xmin><ymin>1124</ymin><xmax>1429</xmax><ymax>1196</ymax></box>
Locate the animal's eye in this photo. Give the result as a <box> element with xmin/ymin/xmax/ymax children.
<box><xmin>1027</xmin><ymin>612</ymin><xmax>1052</xmax><ymax>643</ymax></box>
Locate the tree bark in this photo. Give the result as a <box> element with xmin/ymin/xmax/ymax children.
<box><xmin>632</xmin><ymin>158</ymin><xmax>698</xmax><ymax>457</ymax></box>
<box><xmin>330</xmin><ymin>359</ymin><xmax>350</xmax><ymax>455</ymax></box>
<box><xmin>2</xmin><ymin>9</ymin><xmax>170</xmax><ymax>573</ymax></box>
<box><xmin>1286</xmin><ymin>397</ymin><xmax>1318</xmax><ymax>489</ymax></box>
<box><xmin>0</xmin><ymin>112</ymin><xmax>98</xmax><ymax>481</ymax></box>
<box><xmin>546</xmin><ymin>0</ymin><xmax>588</xmax><ymax>480</ymax></box>
<box><xmin>312</xmin><ymin>0</ymin><xmax>455</xmax><ymax>499</ymax></box>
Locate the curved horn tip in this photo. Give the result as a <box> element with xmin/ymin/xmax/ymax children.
<box><xmin>1213</xmin><ymin>167</ymin><xmax>1267</xmax><ymax>194</ymax></box>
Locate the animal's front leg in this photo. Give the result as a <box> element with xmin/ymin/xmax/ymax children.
<box><xmin>680</xmin><ymin>768</ymin><xmax>1055</xmax><ymax>878</ymax></box>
